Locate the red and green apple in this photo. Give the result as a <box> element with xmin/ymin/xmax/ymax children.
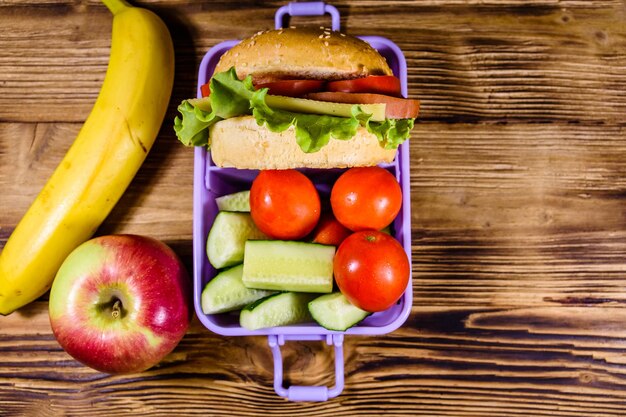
<box><xmin>49</xmin><ymin>234</ymin><xmax>191</xmax><ymax>374</ymax></box>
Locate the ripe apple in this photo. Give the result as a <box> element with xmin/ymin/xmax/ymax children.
<box><xmin>49</xmin><ymin>234</ymin><xmax>191</xmax><ymax>374</ymax></box>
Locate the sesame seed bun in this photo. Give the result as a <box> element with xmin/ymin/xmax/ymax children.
<box><xmin>214</xmin><ymin>27</ymin><xmax>392</xmax><ymax>81</ymax></box>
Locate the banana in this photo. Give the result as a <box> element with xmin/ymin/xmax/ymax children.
<box><xmin>0</xmin><ymin>0</ymin><xmax>174</xmax><ymax>314</ymax></box>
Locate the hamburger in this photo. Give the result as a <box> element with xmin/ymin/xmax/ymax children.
<box><xmin>174</xmin><ymin>27</ymin><xmax>419</xmax><ymax>169</ymax></box>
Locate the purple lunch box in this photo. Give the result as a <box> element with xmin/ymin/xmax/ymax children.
<box><xmin>192</xmin><ymin>1</ymin><xmax>412</xmax><ymax>402</ymax></box>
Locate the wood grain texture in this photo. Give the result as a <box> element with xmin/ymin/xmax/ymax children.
<box><xmin>2</xmin><ymin>0</ymin><xmax>626</xmax><ymax>416</ymax></box>
<box><xmin>2</xmin><ymin>1</ymin><xmax>626</xmax><ymax>123</ymax></box>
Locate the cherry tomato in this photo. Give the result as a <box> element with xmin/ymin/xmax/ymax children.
<box><xmin>327</xmin><ymin>75</ymin><xmax>402</xmax><ymax>97</ymax></box>
<box><xmin>334</xmin><ymin>230</ymin><xmax>410</xmax><ymax>312</ymax></box>
<box><xmin>255</xmin><ymin>80</ymin><xmax>325</xmax><ymax>97</ymax></box>
<box><xmin>330</xmin><ymin>167</ymin><xmax>402</xmax><ymax>231</ymax></box>
<box><xmin>250</xmin><ymin>170</ymin><xmax>321</xmax><ymax>240</ymax></box>
<box><xmin>200</xmin><ymin>82</ymin><xmax>211</xmax><ymax>98</ymax></box>
<box><xmin>310</xmin><ymin>212</ymin><xmax>352</xmax><ymax>246</ymax></box>
<box><xmin>306</xmin><ymin>92</ymin><xmax>420</xmax><ymax>119</ymax></box>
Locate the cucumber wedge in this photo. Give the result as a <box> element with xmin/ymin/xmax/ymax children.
<box><xmin>201</xmin><ymin>264</ymin><xmax>275</xmax><ymax>314</ymax></box>
<box><xmin>207</xmin><ymin>211</ymin><xmax>266</xmax><ymax>269</ymax></box>
<box><xmin>309</xmin><ymin>292</ymin><xmax>370</xmax><ymax>331</ymax></box>
<box><xmin>216</xmin><ymin>190</ymin><xmax>250</xmax><ymax>212</ymax></box>
<box><xmin>240</xmin><ymin>292</ymin><xmax>317</xmax><ymax>330</ymax></box>
<box><xmin>242</xmin><ymin>240</ymin><xmax>335</xmax><ymax>293</ymax></box>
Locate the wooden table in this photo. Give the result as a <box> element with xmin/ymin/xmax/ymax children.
<box><xmin>2</xmin><ymin>0</ymin><xmax>626</xmax><ymax>415</ymax></box>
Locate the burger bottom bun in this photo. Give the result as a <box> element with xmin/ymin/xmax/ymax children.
<box><xmin>209</xmin><ymin>116</ymin><xmax>397</xmax><ymax>170</ymax></box>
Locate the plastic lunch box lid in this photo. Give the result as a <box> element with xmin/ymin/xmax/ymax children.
<box><xmin>191</xmin><ymin>2</ymin><xmax>412</xmax><ymax>401</ymax></box>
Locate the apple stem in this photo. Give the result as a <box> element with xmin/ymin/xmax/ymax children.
<box><xmin>111</xmin><ymin>300</ymin><xmax>122</xmax><ymax>319</ymax></box>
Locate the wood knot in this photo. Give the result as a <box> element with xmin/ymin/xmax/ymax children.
<box><xmin>579</xmin><ymin>372</ymin><xmax>596</xmax><ymax>384</ymax></box>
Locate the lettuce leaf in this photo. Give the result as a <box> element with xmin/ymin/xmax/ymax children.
<box><xmin>251</xmin><ymin>88</ymin><xmax>361</xmax><ymax>153</ymax></box>
<box><xmin>362</xmin><ymin>117</ymin><xmax>416</xmax><ymax>150</ymax></box>
<box><xmin>173</xmin><ymin>67</ymin><xmax>414</xmax><ymax>152</ymax></box>
<box><xmin>173</xmin><ymin>101</ymin><xmax>219</xmax><ymax>147</ymax></box>
<box><xmin>209</xmin><ymin>68</ymin><xmax>255</xmax><ymax>118</ymax></box>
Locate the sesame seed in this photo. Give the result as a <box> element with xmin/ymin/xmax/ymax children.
<box><xmin>318</xmin><ymin>34</ymin><xmax>324</xmax><ymax>38</ymax></box>
<box><xmin>340</xmin><ymin>33</ymin><xmax>346</xmax><ymax>37</ymax></box>
<box><xmin>324</xmin><ymin>41</ymin><xmax>329</xmax><ymax>46</ymax></box>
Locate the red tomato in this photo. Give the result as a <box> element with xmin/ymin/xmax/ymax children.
<box><xmin>310</xmin><ymin>212</ymin><xmax>352</xmax><ymax>247</ymax></box>
<box><xmin>306</xmin><ymin>92</ymin><xmax>420</xmax><ymax>119</ymax></box>
<box><xmin>250</xmin><ymin>170</ymin><xmax>321</xmax><ymax>240</ymax></box>
<box><xmin>334</xmin><ymin>230</ymin><xmax>410</xmax><ymax>312</ymax></box>
<box><xmin>200</xmin><ymin>82</ymin><xmax>211</xmax><ymax>98</ymax></box>
<box><xmin>327</xmin><ymin>75</ymin><xmax>402</xmax><ymax>97</ymax></box>
<box><xmin>255</xmin><ymin>80</ymin><xmax>325</xmax><ymax>97</ymax></box>
<box><xmin>330</xmin><ymin>167</ymin><xmax>402</xmax><ymax>231</ymax></box>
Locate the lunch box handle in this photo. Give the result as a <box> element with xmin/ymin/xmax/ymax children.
<box><xmin>268</xmin><ymin>334</ymin><xmax>344</xmax><ymax>401</ymax></box>
<box><xmin>269</xmin><ymin>5</ymin><xmax>344</xmax><ymax>400</ymax></box>
<box><xmin>275</xmin><ymin>2</ymin><xmax>341</xmax><ymax>31</ymax></box>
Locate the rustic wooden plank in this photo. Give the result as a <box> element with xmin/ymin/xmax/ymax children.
<box><xmin>410</xmin><ymin>121</ymin><xmax>626</xmax><ymax>307</ymax></box>
<box><xmin>2</xmin><ymin>0</ymin><xmax>623</xmax><ymax>9</ymax></box>
<box><xmin>2</xmin><ymin>302</ymin><xmax>626</xmax><ymax>416</ymax></box>
<box><xmin>1</xmin><ymin>1</ymin><xmax>625</xmax><ymax>123</ymax></box>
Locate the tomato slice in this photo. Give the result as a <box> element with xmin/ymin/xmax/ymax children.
<box><xmin>327</xmin><ymin>76</ymin><xmax>402</xmax><ymax>97</ymax></box>
<box><xmin>255</xmin><ymin>79</ymin><xmax>325</xmax><ymax>97</ymax></box>
<box><xmin>306</xmin><ymin>92</ymin><xmax>420</xmax><ymax>119</ymax></box>
<box><xmin>200</xmin><ymin>82</ymin><xmax>211</xmax><ymax>98</ymax></box>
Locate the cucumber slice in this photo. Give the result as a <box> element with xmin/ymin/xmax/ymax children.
<box><xmin>240</xmin><ymin>292</ymin><xmax>317</xmax><ymax>330</ymax></box>
<box><xmin>201</xmin><ymin>264</ymin><xmax>276</xmax><ymax>314</ymax></box>
<box><xmin>207</xmin><ymin>211</ymin><xmax>266</xmax><ymax>269</ymax></box>
<box><xmin>242</xmin><ymin>240</ymin><xmax>335</xmax><ymax>293</ymax></box>
<box><xmin>265</xmin><ymin>95</ymin><xmax>386</xmax><ymax>122</ymax></box>
<box><xmin>216</xmin><ymin>190</ymin><xmax>250</xmax><ymax>212</ymax></box>
<box><xmin>309</xmin><ymin>292</ymin><xmax>370</xmax><ymax>331</ymax></box>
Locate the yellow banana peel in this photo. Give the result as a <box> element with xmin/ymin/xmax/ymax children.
<box><xmin>0</xmin><ymin>0</ymin><xmax>175</xmax><ymax>314</ymax></box>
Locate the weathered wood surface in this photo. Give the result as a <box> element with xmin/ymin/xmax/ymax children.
<box><xmin>2</xmin><ymin>0</ymin><xmax>626</xmax><ymax>415</ymax></box>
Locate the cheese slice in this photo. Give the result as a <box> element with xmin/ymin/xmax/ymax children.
<box><xmin>265</xmin><ymin>95</ymin><xmax>386</xmax><ymax>122</ymax></box>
